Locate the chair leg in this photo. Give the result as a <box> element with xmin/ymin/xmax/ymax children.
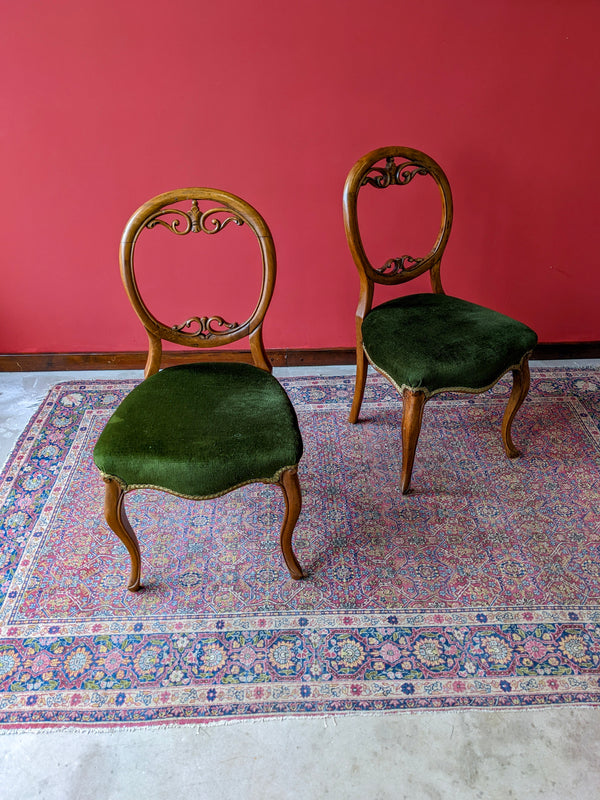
<box><xmin>103</xmin><ymin>478</ymin><xmax>142</xmax><ymax>592</ymax></box>
<box><xmin>502</xmin><ymin>358</ymin><xmax>531</xmax><ymax>458</ymax></box>
<box><xmin>349</xmin><ymin>348</ymin><xmax>368</xmax><ymax>423</ymax></box>
<box><xmin>278</xmin><ymin>468</ymin><xmax>304</xmax><ymax>580</ymax></box>
<box><xmin>401</xmin><ymin>389</ymin><xmax>426</xmax><ymax>494</ymax></box>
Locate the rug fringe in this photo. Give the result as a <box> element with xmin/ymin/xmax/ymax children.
<box><xmin>1</xmin><ymin>702</ymin><xmax>599</xmax><ymax>736</ymax></box>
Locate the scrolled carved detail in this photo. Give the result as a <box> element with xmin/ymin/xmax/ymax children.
<box><xmin>146</xmin><ymin>208</ymin><xmax>193</xmax><ymax>235</ymax></box>
<box><xmin>171</xmin><ymin>315</ymin><xmax>239</xmax><ymax>338</ymax></box>
<box><xmin>362</xmin><ymin>157</ymin><xmax>429</xmax><ymax>188</ymax></box>
<box><xmin>375</xmin><ymin>255</ymin><xmax>423</xmax><ymax>277</ymax></box>
<box><xmin>146</xmin><ymin>200</ymin><xmax>244</xmax><ymax>235</ymax></box>
<box><xmin>190</xmin><ymin>201</ymin><xmax>244</xmax><ymax>234</ymax></box>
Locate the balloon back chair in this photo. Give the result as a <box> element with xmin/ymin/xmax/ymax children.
<box><xmin>93</xmin><ymin>188</ymin><xmax>305</xmax><ymax>590</ymax></box>
<box><xmin>343</xmin><ymin>146</ymin><xmax>538</xmax><ymax>493</ymax></box>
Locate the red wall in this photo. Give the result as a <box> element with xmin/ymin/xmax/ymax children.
<box><xmin>2</xmin><ymin>0</ymin><xmax>599</xmax><ymax>353</ymax></box>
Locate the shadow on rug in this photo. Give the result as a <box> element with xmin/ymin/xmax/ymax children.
<box><xmin>1</xmin><ymin>368</ymin><xmax>599</xmax><ymax>728</ymax></box>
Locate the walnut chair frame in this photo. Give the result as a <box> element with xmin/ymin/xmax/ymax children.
<box><xmin>94</xmin><ymin>189</ymin><xmax>304</xmax><ymax>590</ymax></box>
<box><xmin>343</xmin><ymin>146</ymin><xmax>537</xmax><ymax>494</ymax></box>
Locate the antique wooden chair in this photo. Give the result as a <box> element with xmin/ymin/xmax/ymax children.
<box><xmin>93</xmin><ymin>188</ymin><xmax>304</xmax><ymax>590</ymax></box>
<box><xmin>343</xmin><ymin>146</ymin><xmax>538</xmax><ymax>493</ymax></box>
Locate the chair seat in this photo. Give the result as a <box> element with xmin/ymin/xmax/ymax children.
<box><xmin>362</xmin><ymin>293</ymin><xmax>538</xmax><ymax>396</ymax></box>
<box><xmin>93</xmin><ymin>362</ymin><xmax>303</xmax><ymax>498</ymax></box>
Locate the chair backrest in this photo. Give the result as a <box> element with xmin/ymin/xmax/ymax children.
<box><xmin>343</xmin><ymin>146</ymin><xmax>453</xmax><ymax>298</ymax></box>
<box><xmin>120</xmin><ymin>188</ymin><xmax>276</xmax><ymax>377</ymax></box>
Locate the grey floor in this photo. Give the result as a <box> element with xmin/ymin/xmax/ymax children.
<box><xmin>1</xmin><ymin>364</ymin><xmax>599</xmax><ymax>799</ymax></box>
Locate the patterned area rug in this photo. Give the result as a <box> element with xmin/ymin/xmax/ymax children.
<box><xmin>1</xmin><ymin>368</ymin><xmax>599</xmax><ymax>728</ymax></box>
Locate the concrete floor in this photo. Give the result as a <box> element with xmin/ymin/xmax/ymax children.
<box><xmin>1</xmin><ymin>365</ymin><xmax>599</xmax><ymax>799</ymax></box>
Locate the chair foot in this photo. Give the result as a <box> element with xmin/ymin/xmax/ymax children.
<box><xmin>349</xmin><ymin>349</ymin><xmax>368</xmax><ymax>424</ymax></box>
<box><xmin>401</xmin><ymin>390</ymin><xmax>426</xmax><ymax>494</ymax></box>
<box><xmin>502</xmin><ymin>359</ymin><xmax>531</xmax><ymax>458</ymax></box>
<box><xmin>103</xmin><ymin>478</ymin><xmax>142</xmax><ymax>591</ymax></box>
<box><xmin>278</xmin><ymin>468</ymin><xmax>304</xmax><ymax>579</ymax></box>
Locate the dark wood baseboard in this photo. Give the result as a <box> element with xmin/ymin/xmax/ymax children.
<box><xmin>0</xmin><ymin>343</ymin><xmax>599</xmax><ymax>372</ymax></box>
<box><xmin>0</xmin><ymin>348</ymin><xmax>356</xmax><ymax>372</ymax></box>
<box><xmin>531</xmin><ymin>341</ymin><xmax>600</xmax><ymax>360</ymax></box>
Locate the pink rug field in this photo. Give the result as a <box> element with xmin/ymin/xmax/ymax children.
<box><xmin>0</xmin><ymin>368</ymin><xmax>599</xmax><ymax>728</ymax></box>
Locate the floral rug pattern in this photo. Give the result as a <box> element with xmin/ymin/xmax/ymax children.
<box><xmin>0</xmin><ymin>369</ymin><xmax>599</xmax><ymax>728</ymax></box>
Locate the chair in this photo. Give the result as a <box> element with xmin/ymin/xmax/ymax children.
<box><xmin>93</xmin><ymin>188</ymin><xmax>305</xmax><ymax>591</ymax></box>
<box><xmin>343</xmin><ymin>146</ymin><xmax>538</xmax><ymax>493</ymax></box>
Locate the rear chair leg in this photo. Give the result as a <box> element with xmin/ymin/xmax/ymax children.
<box><xmin>401</xmin><ymin>390</ymin><xmax>426</xmax><ymax>494</ymax></box>
<box><xmin>349</xmin><ymin>348</ymin><xmax>368</xmax><ymax>423</ymax></box>
<box><xmin>103</xmin><ymin>478</ymin><xmax>142</xmax><ymax>591</ymax></box>
<box><xmin>502</xmin><ymin>358</ymin><xmax>531</xmax><ymax>458</ymax></box>
<box><xmin>278</xmin><ymin>468</ymin><xmax>304</xmax><ymax>579</ymax></box>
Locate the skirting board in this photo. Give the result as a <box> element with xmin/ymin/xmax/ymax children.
<box><xmin>0</xmin><ymin>343</ymin><xmax>599</xmax><ymax>372</ymax></box>
<box><xmin>0</xmin><ymin>348</ymin><xmax>354</xmax><ymax>372</ymax></box>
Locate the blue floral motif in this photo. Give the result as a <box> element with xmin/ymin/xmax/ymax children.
<box><xmin>325</xmin><ymin>633</ymin><xmax>367</xmax><ymax>676</ymax></box>
<box><xmin>267</xmin><ymin>634</ymin><xmax>306</xmax><ymax>678</ymax></box>
<box><xmin>192</xmin><ymin>639</ymin><xmax>228</xmax><ymax>679</ymax></box>
<box><xmin>0</xmin><ymin>648</ymin><xmax>19</xmax><ymax>682</ymax></box>
<box><xmin>472</xmin><ymin>631</ymin><xmax>514</xmax><ymax>671</ymax></box>
<box><xmin>413</xmin><ymin>633</ymin><xmax>456</xmax><ymax>673</ymax></box>
<box><xmin>133</xmin><ymin>643</ymin><xmax>168</xmax><ymax>683</ymax></box>
<box><xmin>500</xmin><ymin>680</ymin><xmax>512</xmax><ymax>692</ymax></box>
<box><xmin>401</xmin><ymin>683</ymin><xmax>415</xmax><ymax>695</ymax></box>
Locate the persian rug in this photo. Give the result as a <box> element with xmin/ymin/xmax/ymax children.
<box><xmin>1</xmin><ymin>368</ymin><xmax>599</xmax><ymax>729</ymax></box>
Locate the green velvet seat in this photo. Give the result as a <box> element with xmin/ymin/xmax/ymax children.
<box><xmin>93</xmin><ymin>362</ymin><xmax>303</xmax><ymax>498</ymax></box>
<box><xmin>93</xmin><ymin>188</ymin><xmax>305</xmax><ymax>591</ymax></box>
<box><xmin>344</xmin><ymin>146</ymin><xmax>538</xmax><ymax>494</ymax></box>
<box><xmin>362</xmin><ymin>293</ymin><xmax>538</xmax><ymax>397</ymax></box>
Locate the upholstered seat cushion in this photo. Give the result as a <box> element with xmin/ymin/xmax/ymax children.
<box><xmin>93</xmin><ymin>362</ymin><xmax>303</xmax><ymax>498</ymax></box>
<box><xmin>362</xmin><ymin>293</ymin><xmax>538</xmax><ymax>396</ymax></box>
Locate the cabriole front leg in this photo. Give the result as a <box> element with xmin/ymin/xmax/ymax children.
<box><xmin>502</xmin><ymin>358</ymin><xmax>531</xmax><ymax>458</ymax></box>
<box><xmin>278</xmin><ymin>468</ymin><xmax>304</xmax><ymax>580</ymax></box>
<box><xmin>103</xmin><ymin>478</ymin><xmax>142</xmax><ymax>591</ymax></box>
